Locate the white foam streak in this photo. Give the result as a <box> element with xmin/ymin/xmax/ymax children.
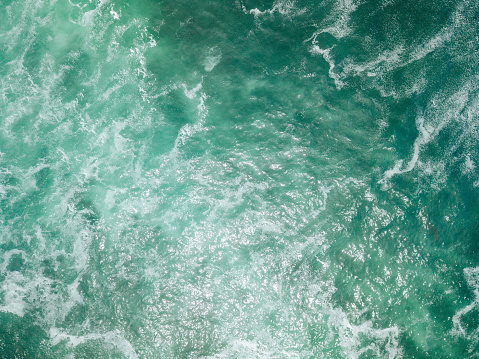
<box><xmin>209</xmin><ymin>339</ymin><xmax>276</xmax><ymax>359</ymax></box>
<box><xmin>382</xmin><ymin>116</ymin><xmax>428</xmax><ymax>180</ymax></box>
<box><xmin>0</xmin><ymin>249</ymin><xmax>27</xmax><ymax>274</ymax></box>
<box><xmin>247</xmin><ymin>0</ymin><xmax>305</xmax><ymax>18</ymax></box>
<box><xmin>320</xmin><ymin>0</ymin><xmax>359</xmax><ymax>40</ymax></box>
<box><xmin>72</xmin><ymin>229</ymin><xmax>93</xmax><ymax>271</ymax></box>
<box><xmin>50</xmin><ymin>328</ymin><xmax>139</xmax><ymax>359</ymax></box>
<box><xmin>382</xmin><ymin>80</ymin><xmax>475</xmax><ymax>184</ymax></box>
<box><xmin>110</xmin><ymin>8</ymin><xmax>120</xmax><ymax>20</ymax></box>
<box><xmin>0</xmin><ymin>272</ymin><xmax>27</xmax><ymax>317</ymax></box>
<box><xmin>309</xmin><ymin>46</ymin><xmax>344</xmax><ymax>89</ymax></box>
<box><xmin>170</xmin><ymin>83</ymin><xmax>208</xmax><ymax>157</ymax></box>
<box><xmin>328</xmin><ymin>307</ymin><xmax>401</xmax><ymax>358</ymax></box>
<box><xmin>451</xmin><ymin>266</ymin><xmax>479</xmax><ymax>338</ymax></box>
<box><xmin>408</xmin><ymin>29</ymin><xmax>452</xmax><ymax>64</ymax></box>
<box><xmin>305</xmin><ymin>1</ymin><xmax>473</xmax><ymax>98</ymax></box>
<box><xmin>203</xmin><ymin>48</ymin><xmax>222</xmax><ymax>72</ymax></box>
<box><xmin>182</xmin><ymin>82</ymin><xmax>203</xmax><ymax>100</ymax></box>
<box><xmin>71</xmin><ymin>0</ymin><xmax>111</xmax><ymax>27</ymax></box>
<box><xmin>0</xmin><ymin>262</ymin><xmax>85</xmax><ymax>326</ymax></box>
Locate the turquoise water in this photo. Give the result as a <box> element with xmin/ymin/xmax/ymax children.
<box><xmin>1</xmin><ymin>0</ymin><xmax>479</xmax><ymax>357</ymax></box>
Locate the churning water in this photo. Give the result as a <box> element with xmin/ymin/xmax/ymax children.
<box><xmin>1</xmin><ymin>0</ymin><xmax>479</xmax><ymax>357</ymax></box>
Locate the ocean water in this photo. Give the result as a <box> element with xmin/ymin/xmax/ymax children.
<box><xmin>0</xmin><ymin>0</ymin><xmax>479</xmax><ymax>357</ymax></box>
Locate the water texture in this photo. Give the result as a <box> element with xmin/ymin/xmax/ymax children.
<box><xmin>0</xmin><ymin>0</ymin><xmax>479</xmax><ymax>357</ymax></box>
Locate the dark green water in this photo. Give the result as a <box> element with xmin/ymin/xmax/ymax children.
<box><xmin>1</xmin><ymin>0</ymin><xmax>479</xmax><ymax>357</ymax></box>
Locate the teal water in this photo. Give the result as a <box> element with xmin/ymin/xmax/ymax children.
<box><xmin>1</xmin><ymin>0</ymin><xmax>479</xmax><ymax>357</ymax></box>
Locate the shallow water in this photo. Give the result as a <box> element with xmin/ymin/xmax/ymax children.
<box><xmin>1</xmin><ymin>0</ymin><xmax>479</xmax><ymax>358</ymax></box>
